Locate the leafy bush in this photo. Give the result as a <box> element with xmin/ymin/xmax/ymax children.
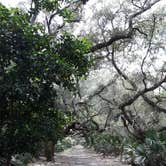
<box><xmin>91</xmin><ymin>132</ymin><xmax>122</xmax><ymax>156</ymax></box>
<box><xmin>11</xmin><ymin>153</ymin><xmax>33</xmax><ymax>166</ymax></box>
<box><xmin>123</xmin><ymin>130</ymin><xmax>166</xmax><ymax>166</ymax></box>
<box><xmin>55</xmin><ymin>137</ymin><xmax>74</xmax><ymax>152</ymax></box>
<box><xmin>0</xmin><ymin>157</ymin><xmax>6</xmax><ymax>165</ymax></box>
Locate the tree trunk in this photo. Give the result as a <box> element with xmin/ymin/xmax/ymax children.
<box><xmin>6</xmin><ymin>155</ymin><xmax>11</xmax><ymax>166</ymax></box>
<box><xmin>44</xmin><ymin>141</ymin><xmax>55</xmax><ymax>161</ymax></box>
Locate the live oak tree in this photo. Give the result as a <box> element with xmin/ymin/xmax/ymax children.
<box><xmin>70</xmin><ymin>0</ymin><xmax>166</xmax><ymax>142</ymax></box>
<box><xmin>65</xmin><ymin>2</ymin><xmax>166</xmax><ymax>165</ymax></box>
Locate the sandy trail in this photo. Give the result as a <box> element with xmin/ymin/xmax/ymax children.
<box><xmin>29</xmin><ymin>145</ymin><xmax>129</xmax><ymax>166</ymax></box>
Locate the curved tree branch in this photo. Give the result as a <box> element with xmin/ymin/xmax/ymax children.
<box><xmin>119</xmin><ymin>75</ymin><xmax>166</xmax><ymax>109</ymax></box>
<box><xmin>90</xmin><ymin>0</ymin><xmax>161</xmax><ymax>52</ymax></box>
<box><xmin>142</xmin><ymin>95</ymin><xmax>166</xmax><ymax>113</ymax></box>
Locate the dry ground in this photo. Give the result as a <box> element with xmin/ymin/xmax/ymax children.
<box><xmin>29</xmin><ymin>145</ymin><xmax>129</xmax><ymax>166</ymax></box>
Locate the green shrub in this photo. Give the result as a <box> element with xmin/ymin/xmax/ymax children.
<box><xmin>123</xmin><ymin>130</ymin><xmax>166</xmax><ymax>166</ymax></box>
<box><xmin>11</xmin><ymin>153</ymin><xmax>33</xmax><ymax>166</ymax></box>
<box><xmin>55</xmin><ymin>137</ymin><xmax>74</xmax><ymax>152</ymax></box>
<box><xmin>92</xmin><ymin>132</ymin><xmax>122</xmax><ymax>156</ymax></box>
<box><xmin>0</xmin><ymin>157</ymin><xmax>6</xmax><ymax>165</ymax></box>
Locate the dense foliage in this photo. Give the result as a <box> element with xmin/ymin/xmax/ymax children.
<box><xmin>123</xmin><ymin>130</ymin><xmax>166</xmax><ymax>166</ymax></box>
<box><xmin>0</xmin><ymin>2</ymin><xmax>91</xmax><ymax>164</ymax></box>
<box><xmin>86</xmin><ymin>130</ymin><xmax>166</xmax><ymax>165</ymax></box>
<box><xmin>90</xmin><ymin>132</ymin><xmax>122</xmax><ymax>156</ymax></box>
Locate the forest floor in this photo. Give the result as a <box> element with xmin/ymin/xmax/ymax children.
<box><xmin>29</xmin><ymin>145</ymin><xmax>129</xmax><ymax>166</ymax></box>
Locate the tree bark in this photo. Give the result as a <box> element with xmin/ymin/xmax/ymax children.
<box><xmin>44</xmin><ymin>141</ymin><xmax>55</xmax><ymax>162</ymax></box>
<box><xmin>6</xmin><ymin>155</ymin><xmax>11</xmax><ymax>166</ymax></box>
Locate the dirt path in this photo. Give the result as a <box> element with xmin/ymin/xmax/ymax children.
<box><xmin>29</xmin><ymin>145</ymin><xmax>129</xmax><ymax>166</ymax></box>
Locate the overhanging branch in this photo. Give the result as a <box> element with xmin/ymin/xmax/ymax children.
<box><xmin>90</xmin><ymin>0</ymin><xmax>161</xmax><ymax>52</ymax></box>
